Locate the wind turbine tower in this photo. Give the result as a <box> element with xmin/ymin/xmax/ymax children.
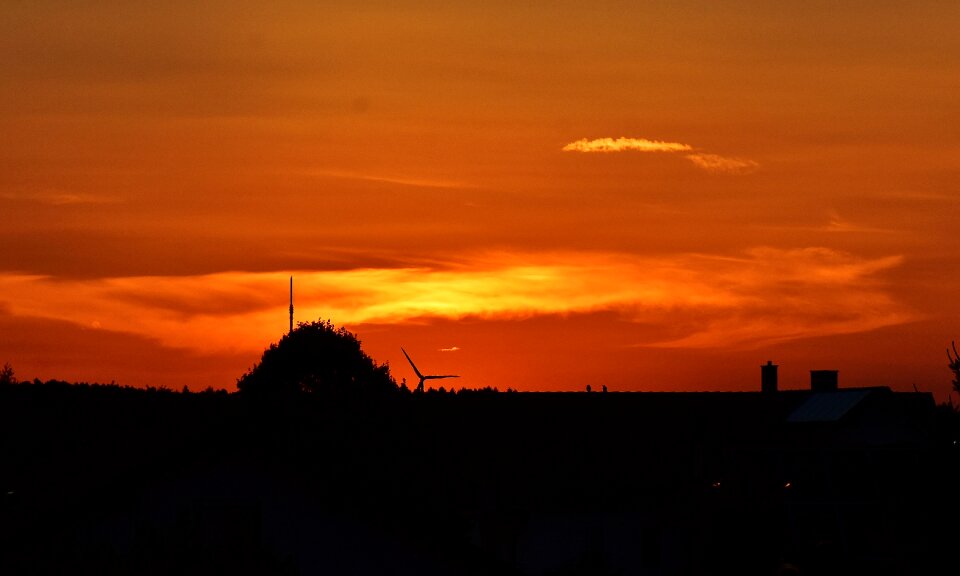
<box><xmin>401</xmin><ymin>348</ymin><xmax>459</xmax><ymax>392</ymax></box>
<box><xmin>289</xmin><ymin>276</ymin><xmax>294</xmax><ymax>335</ymax></box>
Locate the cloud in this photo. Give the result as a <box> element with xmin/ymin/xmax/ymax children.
<box><xmin>0</xmin><ymin>308</ymin><xmax>252</xmax><ymax>390</ymax></box>
<box><xmin>0</xmin><ymin>191</ymin><xmax>120</xmax><ymax>205</ymax></box>
<box><xmin>562</xmin><ymin>137</ymin><xmax>692</xmax><ymax>153</ymax></box>
<box><xmin>0</xmin><ymin>248</ymin><xmax>913</xmax><ymax>355</ymax></box>
<box><xmin>756</xmin><ymin>211</ymin><xmax>894</xmax><ymax>235</ymax></box>
<box><xmin>439</xmin><ymin>346</ymin><xmax>460</xmax><ymax>352</ymax></box>
<box><xmin>685</xmin><ymin>153</ymin><xmax>759</xmax><ymax>174</ymax></box>
<box><xmin>305</xmin><ymin>170</ymin><xmax>477</xmax><ymax>189</ymax></box>
<box><xmin>642</xmin><ymin>247</ymin><xmax>911</xmax><ymax>348</ymax></box>
<box><xmin>821</xmin><ymin>211</ymin><xmax>890</xmax><ymax>234</ymax></box>
<box><xmin>562</xmin><ymin>138</ymin><xmax>758</xmax><ymax>175</ymax></box>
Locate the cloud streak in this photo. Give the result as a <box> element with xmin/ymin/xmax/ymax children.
<box><xmin>562</xmin><ymin>137</ymin><xmax>692</xmax><ymax>153</ymax></box>
<box><xmin>0</xmin><ymin>248</ymin><xmax>912</xmax><ymax>356</ymax></box>
<box><xmin>563</xmin><ymin>137</ymin><xmax>759</xmax><ymax>175</ymax></box>
<box><xmin>305</xmin><ymin>170</ymin><xmax>477</xmax><ymax>189</ymax></box>
<box><xmin>0</xmin><ymin>191</ymin><xmax>121</xmax><ymax>205</ymax></box>
<box><xmin>685</xmin><ymin>153</ymin><xmax>759</xmax><ymax>175</ymax></box>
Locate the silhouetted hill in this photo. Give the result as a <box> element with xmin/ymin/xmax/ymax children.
<box><xmin>1</xmin><ymin>380</ymin><xmax>958</xmax><ymax>576</ymax></box>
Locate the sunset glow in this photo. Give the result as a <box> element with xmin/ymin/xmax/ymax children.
<box><xmin>3</xmin><ymin>248</ymin><xmax>910</xmax><ymax>346</ymax></box>
<box><xmin>2</xmin><ymin>2</ymin><xmax>958</xmax><ymax>398</ymax></box>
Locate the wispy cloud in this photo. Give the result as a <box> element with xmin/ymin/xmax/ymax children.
<box><xmin>643</xmin><ymin>247</ymin><xmax>911</xmax><ymax>348</ymax></box>
<box><xmin>0</xmin><ymin>191</ymin><xmax>121</xmax><ymax>205</ymax></box>
<box><xmin>685</xmin><ymin>153</ymin><xmax>759</xmax><ymax>175</ymax></box>
<box><xmin>822</xmin><ymin>211</ymin><xmax>890</xmax><ymax>234</ymax></box>
<box><xmin>0</xmin><ymin>248</ymin><xmax>912</xmax><ymax>355</ymax></box>
<box><xmin>562</xmin><ymin>137</ymin><xmax>759</xmax><ymax>175</ymax></box>
<box><xmin>439</xmin><ymin>346</ymin><xmax>461</xmax><ymax>352</ymax></box>
<box><xmin>305</xmin><ymin>170</ymin><xmax>476</xmax><ymax>189</ymax></box>
<box><xmin>756</xmin><ymin>211</ymin><xmax>894</xmax><ymax>235</ymax></box>
<box><xmin>562</xmin><ymin>137</ymin><xmax>692</xmax><ymax>153</ymax></box>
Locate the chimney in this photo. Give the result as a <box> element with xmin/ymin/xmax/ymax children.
<box><xmin>810</xmin><ymin>370</ymin><xmax>838</xmax><ymax>392</ymax></box>
<box><xmin>761</xmin><ymin>361</ymin><xmax>778</xmax><ymax>393</ymax></box>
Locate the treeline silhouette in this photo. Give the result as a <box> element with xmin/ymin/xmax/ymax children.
<box><xmin>2</xmin><ymin>323</ymin><xmax>960</xmax><ymax>576</ymax></box>
<box><xmin>0</xmin><ymin>376</ymin><xmax>561</xmax><ymax>576</ymax></box>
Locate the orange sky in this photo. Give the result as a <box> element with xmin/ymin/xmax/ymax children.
<box><xmin>2</xmin><ymin>1</ymin><xmax>959</xmax><ymax>400</ymax></box>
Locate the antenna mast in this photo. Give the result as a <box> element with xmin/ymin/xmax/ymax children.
<box><xmin>289</xmin><ymin>276</ymin><xmax>294</xmax><ymax>334</ymax></box>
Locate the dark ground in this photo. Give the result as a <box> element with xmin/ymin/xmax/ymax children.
<box><xmin>2</xmin><ymin>381</ymin><xmax>958</xmax><ymax>575</ymax></box>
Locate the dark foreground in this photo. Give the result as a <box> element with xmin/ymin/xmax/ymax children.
<box><xmin>1</xmin><ymin>381</ymin><xmax>958</xmax><ymax>575</ymax></box>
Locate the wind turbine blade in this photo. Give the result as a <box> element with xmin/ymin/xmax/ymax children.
<box><xmin>401</xmin><ymin>348</ymin><xmax>424</xmax><ymax>379</ymax></box>
<box><xmin>424</xmin><ymin>374</ymin><xmax>459</xmax><ymax>380</ymax></box>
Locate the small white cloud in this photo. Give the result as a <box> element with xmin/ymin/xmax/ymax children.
<box><xmin>439</xmin><ymin>346</ymin><xmax>460</xmax><ymax>352</ymax></box>
<box><xmin>562</xmin><ymin>138</ymin><xmax>758</xmax><ymax>175</ymax></box>
<box><xmin>562</xmin><ymin>137</ymin><xmax>692</xmax><ymax>153</ymax></box>
<box><xmin>685</xmin><ymin>153</ymin><xmax>759</xmax><ymax>175</ymax></box>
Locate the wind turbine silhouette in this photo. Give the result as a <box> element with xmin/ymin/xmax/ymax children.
<box><xmin>401</xmin><ymin>348</ymin><xmax>459</xmax><ymax>393</ymax></box>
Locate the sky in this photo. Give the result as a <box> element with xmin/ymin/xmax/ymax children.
<box><xmin>2</xmin><ymin>1</ymin><xmax>959</xmax><ymax>399</ymax></box>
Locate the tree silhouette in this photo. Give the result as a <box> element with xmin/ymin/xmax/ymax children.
<box><xmin>949</xmin><ymin>341</ymin><xmax>960</xmax><ymax>398</ymax></box>
<box><xmin>0</xmin><ymin>362</ymin><xmax>15</xmax><ymax>385</ymax></box>
<box><xmin>237</xmin><ymin>319</ymin><xmax>396</xmax><ymax>397</ymax></box>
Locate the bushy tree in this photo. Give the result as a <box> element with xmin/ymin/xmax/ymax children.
<box><xmin>0</xmin><ymin>362</ymin><xmax>16</xmax><ymax>385</ymax></box>
<box><xmin>949</xmin><ymin>341</ymin><xmax>960</xmax><ymax>398</ymax></box>
<box><xmin>237</xmin><ymin>320</ymin><xmax>396</xmax><ymax>397</ymax></box>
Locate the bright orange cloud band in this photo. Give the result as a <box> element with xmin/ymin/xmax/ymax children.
<box><xmin>0</xmin><ymin>248</ymin><xmax>912</xmax><ymax>356</ymax></box>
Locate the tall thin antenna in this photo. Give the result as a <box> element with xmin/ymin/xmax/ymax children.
<box><xmin>289</xmin><ymin>276</ymin><xmax>294</xmax><ymax>334</ymax></box>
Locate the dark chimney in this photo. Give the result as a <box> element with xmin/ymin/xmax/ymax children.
<box><xmin>810</xmin><ymin>370</ymin><xmax>838</xmax><ymax>392</ymax></box>
<box><xmin>761</xmin><ymin>361</ymin><xmax>778</xmax><ymax>393</ymax></box>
